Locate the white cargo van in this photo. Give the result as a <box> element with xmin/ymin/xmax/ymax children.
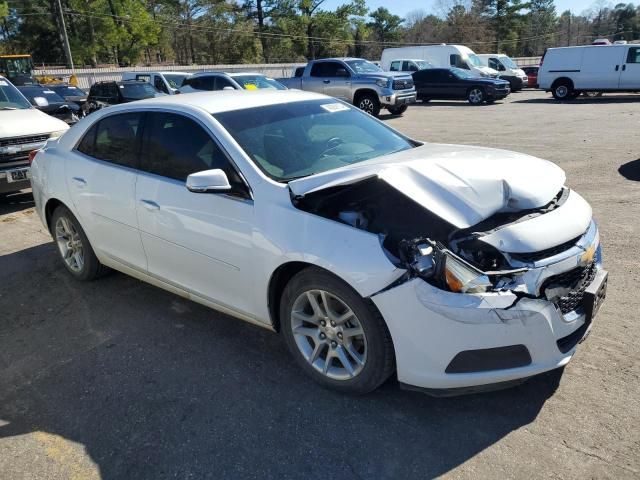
<box><xmin>121</xmin><ymin>71</ymin><xmax>191</xmax><ymax>94</ymax></box>
<box><xmin>388</xmin><ymin>59</ymin><xmax>434</xmax><ymax>72</ymax></box>
<box><xmin>538</xmin><ymin>45</ymin><xmax>640</xmax><ymax>99</ymax></box>
<box><xmin>476</xmin><ymin>54</ymin><xmax>528</xmax><ymax>91</ymax></box>
<box><xmin>381</xmin><ymin>45</ymin><xmax>498</xmax><ymax>77</ymax></box>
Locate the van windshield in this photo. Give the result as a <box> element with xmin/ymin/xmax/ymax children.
<box><xmin>501</xmin><ymin>56</ymin><xmax>518</xmax><ymax>69</ymax></box>
<box><xmin>467</xmin><ymin>54</ymin><xmax>483</xmax><ymax>67</ymax></box>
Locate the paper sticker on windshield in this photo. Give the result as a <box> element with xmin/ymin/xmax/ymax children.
<box><xmin>321</xmin><ymin>103</ymin><xmax>349</xmax><ymax>113</ymax></box>
<box><xmin>0</xmin><ymin>80</ymin><xmax>8</xmax><ymax>86</ymax></box>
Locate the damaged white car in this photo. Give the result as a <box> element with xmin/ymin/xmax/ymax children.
<box><xmin>30</xmin><ymin>90</ymin><xmax>608</xmax><ymax>395</ymax></box>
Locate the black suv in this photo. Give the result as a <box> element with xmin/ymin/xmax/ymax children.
<box><xmin>86</xmin><ymin>80</ymin><xmax>165</xmax><ymax>114</ymax></box>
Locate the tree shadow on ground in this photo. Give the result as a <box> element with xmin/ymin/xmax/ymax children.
<box><xmin>0</xmin><ymin>243</ymin><xmax>563</xmax><ymax>479</ymax></box>
<box><xmin>0</xmin><ymin>189</ymin><xmax>34</xmax><ymax>215</ymax></box>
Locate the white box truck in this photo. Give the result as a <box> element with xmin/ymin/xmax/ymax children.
<box><xmin>381</xmin><ymin>45</ymin><xmax>499</xmax><ymax>78</ymax></box>
<box><xmin>538</xmin><ymin>45</ymin><xmax>640</xmax><ymax>99</ymax></box>
<box><xmin>476</xmin><ymin>54</ymin><xmax>528</xmax><ymax>91</ymax></box>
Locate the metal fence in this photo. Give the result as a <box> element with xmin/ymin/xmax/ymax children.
<box><xmin>34</xmin><ymin>57</ymin><xmax>541</xmax><ymax>89</ymax></box>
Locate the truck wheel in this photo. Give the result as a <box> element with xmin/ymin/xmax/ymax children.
<box><xmin>467</xmin><ymin>87</ymin><xmax>485</xmax><ymax>105</ymax></box>
<box><xmin>356</xmin><ymin>93</ymin><xmax>381</xmax><ymax>117</ymax></box>
<box><xmin>551</xmin><ymin>80</ymin><xmax>574</xmax><ymax>100</ymax></box>
<box><xmin>387</xmin><ymin>105</ymin><xmax>408</xmax><ymax>115</ymax></box>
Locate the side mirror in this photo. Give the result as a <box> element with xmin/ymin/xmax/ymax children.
<box><xmin>186</xmin><ymin>169</ymin><xmax>231</xmax><ymax>193</ymax></box>
<box><xmin>222</xmin><ymin>86</ymin><xmax>235</xmax><ymax>91</ymax></box>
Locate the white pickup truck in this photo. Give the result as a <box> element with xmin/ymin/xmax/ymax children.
<box><xmin>278</xmin><ymin>58</ymin><xmax>416</xmax><ymax>117</ymax></box>
<box><xmin>0</xmin><ymin>76</ymin><xmax>68</xmax><ymax>195</ymax></box>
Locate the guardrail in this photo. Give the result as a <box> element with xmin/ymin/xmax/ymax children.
<box><xmin>34</xmin><ymin>57</ymin><xmax>541</xmax><ymax>89</ymax></box>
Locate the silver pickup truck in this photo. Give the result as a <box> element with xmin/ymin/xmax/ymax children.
<box><xmin>278</xmin><ymin>58</ymin><xmax>416</xmax><ymax>117</ymax></box>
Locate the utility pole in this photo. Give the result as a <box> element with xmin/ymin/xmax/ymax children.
<box><xmin>55</xmin><ymin>0</ymin><xmax>74</xmax><ymax>69</ymax></box>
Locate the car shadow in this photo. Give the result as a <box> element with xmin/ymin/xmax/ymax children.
<box><xmin>0</xmin><ymin>189</ymin><xmax>34</xmax><ymax>215</ymax></box>
<box><xmin>0</xmin><ymin>243</ymin><xmax>562</xmax><ymax>479</ymax></box>
<box><xmin>512</xmin><ymin>94</ymin><xmax>640</xmax><ymax>105</ymax></box>
<box><xmin>619</xmin><ymin>158</ymin><xmax>640</xmax><ymax>181</ymax></box>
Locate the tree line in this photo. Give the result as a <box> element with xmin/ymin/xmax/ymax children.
<box><xmin>1</xmin><ymin>0</ymin><xmax>639</xmax><ymax>67</ymax></box>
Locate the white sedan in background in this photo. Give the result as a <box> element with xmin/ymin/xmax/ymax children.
<box><xmin>30</xmin><ymin>90</ymin><xmax>607</xmax><ymax>395</ymax></box>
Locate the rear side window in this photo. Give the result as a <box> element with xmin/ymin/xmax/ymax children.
<box><xmin>627</xmin><ymin>47</ymin><xmax>640</xmax><ymax>64</ymax></box>
<box><xmin>214</xmin><ymin>77</ymin><xmax>235</xmax><ymax>90</ymax></box>
<box><xmin>390</xmin><ymin>61</ymin><xmax>401</xmax><ymax>71</ymax></box>
<box><xmin>141</xmin><ymin>112</ymin><xmax>245</xmax><ymax>190</ymax></box>
<box><xmin>76</xmin><ymin>113</ymin><xmax>143</xmax><ymax>168</ymax></box>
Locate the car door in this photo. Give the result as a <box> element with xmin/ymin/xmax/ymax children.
<box><xmin>321</xmin><ymin>62</ymin><xmax>351</xmax><ymax>101</ymax></box>
<box><xmin>306</xmin><ymin>62</ymin><xmax>330</xmax><ymax>95</ymax></box>
<box><xmin>579</xmin><ymin>46</ymin><xmax>625</xmax><ymax>89</ymax></box>
<box><xmin>430</xmin><ymin>70</ymin><xmax>453</xmax><ymax>98</ymax></box>
<box><xmin>66</xmin><ymin>112</ymin><xmax>147</xmax><ymax>271</ymax></box>
<box><xmin>135</xmin><ymin>111</ymin><xmax>256</xmax><ymax>316</ymax></box>
<box><xmin>619</xmin><ymin>46</ymin><xmax>640</xmax><ymax>89</ymax></box>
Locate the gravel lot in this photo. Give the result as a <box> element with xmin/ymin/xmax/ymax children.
<box><xmin>1</xmin><ymin>89</ymin><xmax>639</xmax><ymax>479</ymax></box>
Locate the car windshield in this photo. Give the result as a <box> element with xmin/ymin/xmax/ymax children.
<box><xmin>0</xmin><ymin>78</ymin><xmax>32</xmax><ymax>109</ymax></box>
<box><xmin>345</xmin><ymin>60</ymin><xmax>382</xmax><ymax>73</ymax></box>
<box><xmin>451</xmin><ymin>68</ymin><xmax>477</xmax><ymax>80</ymax></box>
<box><xmin>120</xmin><ymin>82</ymin><xmax>161</xmax><ymax>100</ymax></box>
<box><xmin>501</xmin><ymin>56</ymin><xmax>518</xmax><ymax>69</ymax></box>
<box><xmin>164</xmin><ymin>73</ymin><xmax>189</xmax><ymax>89</ymax></box>
<box><xmin>213</xmin><ymin>99</ymin><xmax>414</xmax><ymax>181</ymax></box>
<box><xmin>233</xmin><ymin>75</ymin><xmax>287</xmax><ymax>90</ymax></box>
<box><xmin>51</xmin><ymin>85</ymin><xmax>86</xmax><ymax>97</ymax></box>
<box><xmin>19</xmin><ymin>86</ymin><xmax>66</xmax><ymax>103</ymax></box>
<box><xmin>467</xmin><ymin>54</ymin><xmax>483</xmax><ymax>67</ymax></box>
<box><xmin>416</xmin><ymin>60</ymin><xmax>433</xmax><ymax>70</ymax></box>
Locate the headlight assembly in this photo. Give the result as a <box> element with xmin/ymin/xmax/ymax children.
<box><xmin>376</xmin><ymin>78</ymin><xmax>390</xmax><ymax>88</ymax></box>
<box><xmin>443</xmin><ymin>254</ymin><xmax>493</xmax><ymax>294</ymax></box>
<box><xmin>49</xmin><ymin>129</ymin><xmax>68</xmax><ymax>139</ymax></box>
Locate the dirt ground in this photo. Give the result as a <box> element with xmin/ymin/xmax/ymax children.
<box><xmin>1</xmin><ymin>89</ymin><xmax>639</xmax><ymax>479</ymax></box>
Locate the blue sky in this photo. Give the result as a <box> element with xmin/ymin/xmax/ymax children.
<box><xmin>322</xmin><ymin>0</ymin><xmax>638</xmax><ymax>17</ymax></box>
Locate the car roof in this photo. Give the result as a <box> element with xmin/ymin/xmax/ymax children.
<box><xmin>227</xmin><ymin>72</ymin><xmax>267</xmax><ymax>77</ymax></box>
<box><xmin>117</xmin><ymin>89</ymin><xmax>327</xmax><ymax>114</ymax></box>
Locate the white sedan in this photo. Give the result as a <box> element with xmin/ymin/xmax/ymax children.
<box><xmin>30</xmin><ymin>90</ymin><xmax>607</xmax><ymax>395</ymax></box>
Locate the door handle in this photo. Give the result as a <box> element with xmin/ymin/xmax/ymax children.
<box><xmin>72</xmin><ymin>177</ymin><xmax>86</xmax><ymax>187</ymax></box>
<box><xmin>623</xmin><ymin>64</ymin><xmax>627</xmax><ymax>71</ymax></box>
<box><xmin>615</xmin><ymin>65</ymin><xmax>619</xmax><ymax>71</ymax></box>
<box><xmin>323</xmin><ymin>80</ymin><xmax>330</xmax><ymax>84</ymax></box>
<box><xmin>139</xmin><ymin>199</ymin><xmax>160</xmax><ymax>211</ymax></box>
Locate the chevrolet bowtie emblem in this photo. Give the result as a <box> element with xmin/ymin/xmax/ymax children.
<box><xmin>581</xmin><ymin>244</ymin><xmax>596</xmax><ymax>264</ymax></box>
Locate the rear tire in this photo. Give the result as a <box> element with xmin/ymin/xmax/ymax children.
<box><xmin>51</xmin><ymin>205</ymin><xmax>105</xmax><ymax>281</ymax></box>
<box><xmin>355</xmin><ymin>92</ymin><xmax>381</xmax><ymax>117</ymax></box>
<box><xmin>551</xmin><ymin>80</ymin><xmax>574</xmax><ymax>100</ymax></box>
<box><xmin>387</xmin><ymin>104</ymin><xmax>408</xmax><ymax>115</ymax></box>
<box><xmin>280</xmin><ymin>267</ymin><xmax>395</xmax><ymax>394</ymax></box>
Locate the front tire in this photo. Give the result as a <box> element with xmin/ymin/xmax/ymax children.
<box><xmin>355</xmin><ymin>92</ymin><xmax>381</xmax><ymax>117</ymax></box>
<box><xmin>280</xmin><ymin>267</ymin><xmax>395</xmax><ymax>394</ymax></box>
<box><xmin>467</xmin><ymin>87</ymin><xmax>485</xmax><ymax>105</ymax></box>
<box><xmin>51</xmin><ymin>205</ymin><xmax>105</xmax><ymax>281</ymax></box>
<box><xmin>387</xmin><ymin>104</ymin><xmax>408</xmax><ymax>115</ymax></box>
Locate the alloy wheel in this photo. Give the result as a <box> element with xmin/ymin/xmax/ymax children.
<box><xmin>290</xmin><ymin>289</ymin><xmax>367</xmax><ymax>380</ymax></box>
<box><xmin>55</xmin><ymin>216</ymin><xmax>85</xmax><ymax>272</ymax></box>
<box><xmin>469</xmin><ymin>88</ymin><xmax>483</xmax><ymax>104</ymax></box>
<box><xmin>555</xmin><ymin>85</ymin><xmax>568</xmax><ymax>98</ymax></box>
<box><xmin>359</xmin><ymin>98</ymin><xmax>375</xmax><ymax>114</ymax></box>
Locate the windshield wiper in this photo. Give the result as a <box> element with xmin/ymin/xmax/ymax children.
<box><xmin>0</xmin><ymin>106</ymin><xmax>19</xmax><ymax>110</ymax></box>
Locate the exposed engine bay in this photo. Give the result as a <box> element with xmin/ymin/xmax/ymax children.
<box><xmin>292</xmin><ymin>177</ymin><xmax>595</xmax><ymax>305</ymax></box>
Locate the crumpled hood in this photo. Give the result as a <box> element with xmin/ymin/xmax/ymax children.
<box><xmin>0</xmin><ymin>108</ymin><xmax>69</xmax><ymax>138</ymax></box>
<box><xmin>289</xmin><ymin>143</ymin><xmax>566</xmax><ymax>229</ymax></box>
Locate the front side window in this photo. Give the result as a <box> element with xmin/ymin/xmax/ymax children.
<box><xmin>154</xmin><ymin>76</ymin><xmax>169</xmax><ymax>93</ymax></box>
<box><xmin>0</xmin><ymin>78</ymin><xmax>34</xmax><ymax>109</ymax></box>
<box><xmin>214</xmin><ymin>99</ymin><xmax>414</xmax><ymax>181</ymax></box>
<box><xmin>141</xmin><ymin>112</ymin><xmax>245</xmax><ymax>192</ymax></box>
<box><xmin>627</xmin><ymin>47</ymin><xmax>640</xmax><ymax>63</ymax></box>
<box><xmin>77</xmin><ymin>112</ymin><xmax>143</xmax><ymax>168</ymax></box>
<box><xmin>390</xmin><ymin>61</ymin><xmax>401</xmax><ymax>72</ymax></box>
<box><xmin>488</xmin><ymin>58</ymin><xmax>500</xmax><ymax>70</ymax></box>
<box><xmin>214</xmin><ymin>77</ymin><xmax>235</xmax><ymax>90</ymax></box>
<box><xmin>163</xmin><ymin>73</ymin><xmax>189</xmax><ymax>89</ymax></box>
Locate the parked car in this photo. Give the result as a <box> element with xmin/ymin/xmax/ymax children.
<box><xmin>0</xmin><ymin>75</ymin><xmax>68</xmax><ymax>195</ymax></box>
<box><xmin>179</xmin><ymin>72</ymin><xmax>286</xmax><ymax>93</ymax></box>
<box><xmin>522</xmin><ymin>66</ymin><xmax>539</xmax><ymax>88</ymax></box>
<box><xmin>388</xmin><ymin>59</ymin><xmax>434</xmax><ymax>73</ymax></box>
<box><xmin>381</xmin><ymin>45</ymin><xmax>499</xmax><ymax>78</ymax></box>
<box><xmin>538</xmin><ymin>44</ymin><xmax>640</xmax><ymax>99</ymax></box>
<box><xmin>30</xmin><ymin>90</ymin><xmax>607</xmax><ymax>396</ymax></box>
<box><xmin>86</xmin><ymin>80</ymin><xmax>165</xmax><ymax>113</ymax></box>
<box><xmin>17</xmin><ymin>84</ymin><xmax>82</xmax><ymax>124</ymax></box>
<box><xmin>121</xmin><ymin>71</ymin><xmax>192</xmax><ymax>94</ymax></box>
<box><xmin>412</xmin><ymin>67</ymin><xmax>511</xmax><ymax>104</ymax></box>
<box><xmin>48</xmin><ymin>84</ymin><xmax>88</xmax><ymax>109</ymax></box>
<box><xmin>278</xmin><ymin>58</ymin><xmax>416</xmax><ymax>116</ymax></box>
<box><xmin>476</xmin><ymin>54</ymin><xmax>528</xmax><ymax>91</ymax></box>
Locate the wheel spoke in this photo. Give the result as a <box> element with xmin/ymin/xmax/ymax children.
<box><xmin>292</xmin><ymin>310</ymin><xmax>319</xmax><ymax>326</ymax></box>
<box><xmin>293</xmin><ymin>326</ymin><xmax>318</xmax><ymax>339</ymax></box>
<box><xmin>309</xmin><ymin>341</ymin><xmax>325</xmax><ymax>364</ymax></box>
<box><xmin>335</xmin><ymin>309</ymin><xmax>355</xmax><ymax>325</ymax></box>
<box><xmin>342</xmin><ymin>326</ymin><xmax>363</xmax><ymax>338</ymax></box>
<box><xmin>335</xmin><ymin>346</ymin><xmax>355</xmax><ymax>377</ymax></box>
<box><xmin>306</xmin><ymin>291</ymin><xmax>325</xmax><ymax>318</ymax></box>
<box><xmin>323</xmin><ymin>350</ymin><xmax>333</xmax><ymax>374</ymax></box>
<box><xmin>345</xmin><ymin>344</ymin><xmax>365</xmax><ymax>366</ymax></box>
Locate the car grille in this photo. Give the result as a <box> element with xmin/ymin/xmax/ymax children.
<box><xmin>509</xmin><ymin>236</ymin><xmax>581</xmax><ymax>263</ymax></box>
<box><xmin>393</xmin><ymin>79</ymin><xmax>414</xmax><ymax>90</ymax></box>
<box><xmin>0</xmin><ymin>151</ymin><xmax>30</xmax><ymax>166</ymax></box>
<box><xmin>0</xmin><ymin>134</ymin><xmax>49</xmax><ymax>148</ymax></box>
<box><xmin>543</xmin><ymin>260</ymin><xmax>597</xmax><ymax>314</ymax></box>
